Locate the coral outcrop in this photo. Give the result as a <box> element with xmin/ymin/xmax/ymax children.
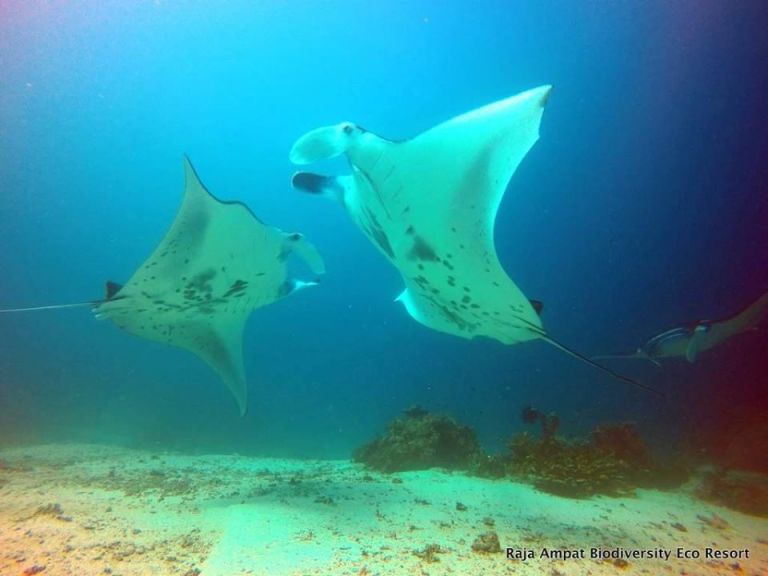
<box><xmin>505</xmin><ymin>421</ymin><xmax>690</xmax><ymax>498</ymax></box>
<box><xmin>353</xmin><ymin>405</ymin><xmax>689</xmax><ymax>499</ymax></box>
<box><xmin>353</xmin><ymin>407</ymin><xmax>481</xmax><ymax>472</ymax></box>
<box><xmin>507</xmin><ymin>429</ymin><xmax>638</xmax><ymax>498</ymax></box>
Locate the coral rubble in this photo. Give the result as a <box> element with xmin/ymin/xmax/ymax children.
<box><xmin>471</xmin><ymin>531</ymin><xmax>501</xmax><ymax>553</ymax></box>
<box><xmin>413</xmin><ymin>543</ymin><xmax>445</xmax><ymax>563</ymax></box>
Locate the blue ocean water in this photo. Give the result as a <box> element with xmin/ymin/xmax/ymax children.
<box><xmin>0</xmin><ymin>1</ymin><xmax>766</xmax><ymax>462</ymax></box>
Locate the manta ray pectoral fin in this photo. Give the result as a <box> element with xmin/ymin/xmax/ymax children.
<box><xmin>291</xmin><ymin>172</ymin><xmax>351</xmax><ymax>205</ymax></box>
<box><xmin>394</xmin><ymin>288</ymin><xmax>430</xmax><ymax>326</ymax></box>
<box><xmin>189</xmin><ymin>323</ymin><xmax>248</xmax><ymax>416</ymax></box>
<box><xmin>290</xmin><ymin>123</ymin><xmax>357</xmax><ymax>164</ymax></box>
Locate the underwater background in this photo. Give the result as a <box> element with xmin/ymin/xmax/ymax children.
<box><xmin>0</xmin><ymin>0</ymin><xmax>766</xmax><ymax>468</ymax></box>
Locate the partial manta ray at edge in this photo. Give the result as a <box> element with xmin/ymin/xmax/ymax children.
<box><xmin>0</xmin><ymin>156</ymin><xmax>326</xmax><ymax>414</ymax></box>
<box><xmin>594</xmin><ymin>291</ymin><xmax>768</xmax><ymax>366</ymax></box>
<box><xmin>289</xmin><ymin>85</ymin><xmax>661</xmax><ymax>396</ymax></box>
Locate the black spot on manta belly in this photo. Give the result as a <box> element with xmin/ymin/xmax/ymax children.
<box><xmin>223</xmin><ymin>279</ymin><xmax>248</xmax><ymax>298</ymax></box>
<box><xmin>437</xmin><ymin>303</ymin><xmax>475</xmax><ymax>332</ymax></box>
<box><xmin>408</xmin><ymin>235</ymin><xmax>439</xmax><ymax>262</ymax></box>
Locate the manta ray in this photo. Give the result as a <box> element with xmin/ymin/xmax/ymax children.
<box><xmin>595</xmin><ymin>291</ymin><xmax>768</xmax><ymax>365</ymax></box>
<box><xmin>1</xmin><ymin>157</ymin><xmax>325</xmax><ymax>414</ymax></box>
<box><xmin>289</xmin><ymin>85</ymin><xmax>656</xmax><ymax>394</ymax></box>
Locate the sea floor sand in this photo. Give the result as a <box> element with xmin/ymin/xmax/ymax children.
<box><xmin>0</xmin><ymin>444</ymin><xmax>766</xmax><ymax>576</ymax></box>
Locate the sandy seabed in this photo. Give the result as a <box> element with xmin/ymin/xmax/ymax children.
<box><xmin>0</xmin><ymin>444</ymin><xmax>766</xmax><ymax>576</ymax></box>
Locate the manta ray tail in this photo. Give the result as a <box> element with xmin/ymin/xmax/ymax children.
<box><xmin>591</xmin><ymin>353</ymin><xmax>636</xmax><ymax>360</ymax></box>
<box><xmin>541</xmin><ymin>335</ymin><xmax>664</xmax><ymax>396</ymax></box>
<box><xmin>1</xmin><ymin>282</ymin><xmax>123</xmax><ymax>314</ymax></box>
<box><xmin>0</xmin><ymin>301</ymin><xmax>96</xmax><ymax>313</ymax></box>
<box><xmin>593</xmin><ymin>352</ymin><xmax>662</xmax><ymax>367</ymax></box>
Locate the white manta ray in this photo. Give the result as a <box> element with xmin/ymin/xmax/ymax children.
<box><xmin>290</xmin><ymin>86</ymin><xmax>657</xmax><ymax>394</ymax></box>
<box><xmin>1</xmin><ymin>157</ymin><xmax>326</xmax><ymax>414</ymax></box>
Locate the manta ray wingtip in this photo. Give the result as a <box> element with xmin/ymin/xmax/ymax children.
<box><xmin>181</xmin><ymin>154</ymin><xmax>195</xmax><ymax>172</ymax></box>
<box><xmin>539</xmin><ymin>85</ymin><xmax>553</xmax><ymax>107</ymax></box>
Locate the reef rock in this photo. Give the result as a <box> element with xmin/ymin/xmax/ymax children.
<box><xmin>353</xmin><ymin>409</ymin><xmax>481</xmax><ymax>473</ymax></box>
